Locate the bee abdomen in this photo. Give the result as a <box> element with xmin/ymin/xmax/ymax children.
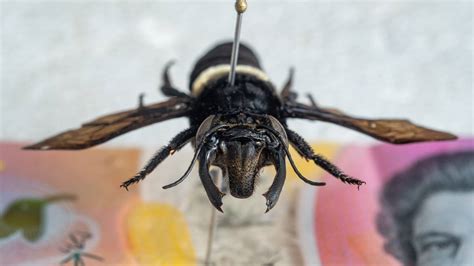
<box><xmin>190</xmin><ymin>42</ymin><xmax>268</xmax><ymax>95</ymax></box>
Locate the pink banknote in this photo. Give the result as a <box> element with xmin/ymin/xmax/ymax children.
<box><xmin>298</xmin><ymin>138</ymin><xmax>474</xmax><ymax>266</ymax></box>
<box><xmin>0</xmin><ymin>143</ymin><xmax>140</xmax><ymax>265</ymax></box>
<box><xmin>2</xmin><ymin>138</ymin><xmax>472</xmax><ymax>265</ymax></box>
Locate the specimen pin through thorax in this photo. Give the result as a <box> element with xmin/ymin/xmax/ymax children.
<box><xmin>228</xmin><ymin>0</ymin><xmax>248</xmax><ymax>86</ymax></box>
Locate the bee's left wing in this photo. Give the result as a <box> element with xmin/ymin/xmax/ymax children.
<box><xmin>284</xmin><ymin>102</ymin><xmax>457</xmax><ymax>144</ymax></box>
<box><xmin>24</xmin><ymin>97</ymin><xmax>193</xmax><ymax>150</ymax></box>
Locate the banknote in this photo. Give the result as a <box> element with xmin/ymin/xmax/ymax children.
<box><xmin>3</xmin><ymin>139</ymin><xmax>471</xmax><ymax>266</ymax></box>
<box><xmin>0</xmin><ymin>143</ymin><xmax>141</xmax><ymax>265</ymax></box>
<box><xmin>0</xmin><ymin>141</ymin><xmax>308</xmax><ymax>266</ymax></box>
<box><xmin>298</xmin><ymin>138</ymin><xmax>474</xmax><ymax>266</ymax></box>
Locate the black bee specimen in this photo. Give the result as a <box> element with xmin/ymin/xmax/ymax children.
<box><xmin>25</xmin><ymin>43</ymin><xmax>456</xmax><ymax>212</ymax></box>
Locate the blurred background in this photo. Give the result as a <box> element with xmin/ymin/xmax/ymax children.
<box><xmin>1</xmin><ymin>1</ymin><xmax>472</xmax><ymax>265</ymax></box>
<box><xmin>1</xmin><ymin>0</ymin><xmax>472</xmax><ymax>146</ymax></box>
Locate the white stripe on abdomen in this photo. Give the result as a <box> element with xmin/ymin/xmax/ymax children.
<box><xmin>191</xmin><ymin>64</ymin><xmax>270</xmax><ymax>96</ymax></box>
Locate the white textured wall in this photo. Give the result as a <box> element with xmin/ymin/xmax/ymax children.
<box><xmin>1</xmin><ymin>0</ymin><xmax>472</xmax><ymax>148</ymax></box>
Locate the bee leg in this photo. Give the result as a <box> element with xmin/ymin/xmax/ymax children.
<box><xmin>280</xmin><ymin>67</ymin><xmax>298</xmax><ymax>103</ymax></box>
<box><xmin>160</xmin><ymin>61</ymin><xmax>190</xmax><ymax>98</ymax></box>
<box><xmin>306</xmin><ymin>93</ymin><xmax>318</xmax><ymax>108</ymax></box>
<box><xmin>286</xmin><ymin>129</ymin><xmax>366</xmax><ymax>188</ymax></box>
<box><xmin>263</xmin><ymin>147</ymin><xmax>286</xmax><ymax>213</ymax></box>
<box><xmin>137</xmin><ymin>93</ymin><xmax>146</xmax><ymax>109</ymax></box>
<box><xmin>199</xmin><ymin>147</ymin><xmax>225</xmax><ymax>212</ymax></box>
<box><xmin>120</xmin><ymin>127</ymin><xmax>197</xmax><ymax>190</ymax></box>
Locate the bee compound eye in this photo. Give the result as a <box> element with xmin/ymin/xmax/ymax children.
<box><xmin>195</xmin><ymin>115</ymin><xmax>216</xmax><ymax>146</ymax></box>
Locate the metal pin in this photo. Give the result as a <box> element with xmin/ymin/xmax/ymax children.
<box><xmin>228</xmin><ymin>0</ymin><xmax>248</xmax><ymax>86</ymax></box>
<box><xmin>204</xmin><ymin>169</ymin><xmax>223</xmax><ymax>265</ymax></box>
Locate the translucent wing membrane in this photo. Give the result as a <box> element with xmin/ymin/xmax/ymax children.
<box><xmin>24</xmin><ymin>97</ymin><xmax>193</xmax><ymax>150</ymax></box>
<box><xmin>285</xmin><ymin>102</ymin><xmax>457</xmax><ymax>144</ymax></box>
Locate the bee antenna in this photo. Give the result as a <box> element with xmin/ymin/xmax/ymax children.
<box><xmin>258</xmin><ymin>125</ymin><xmax>326</xmax><ymax>186</ymax></box>
<box><xmin>162</xmin><ymin>143</ymin><xmax>203</xmax><ymax>189</ymax></box>
<box><xmin>162</xmin><ymin>125</ymin><xmax>228</xmax><ymax>189</ymax></box>
<box><xmin>282</xmin><ymin>144</ymin><xmax>326</xmax><ymax>186</ymax></box>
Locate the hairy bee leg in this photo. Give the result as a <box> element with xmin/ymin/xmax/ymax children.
<box><xmin>199</xmin><ymin>147</ymin><xmax>225</xmax><ymax>212</ymax></box>
<box><xmin>312</xmin><ymin>154</ymin><xmax>365</xmax><ymax>188</ymax></box>
<box><xmin>263</xmin><ymin>147</ymin><xmax>286</xmax><ymax>213</ymax></box>
<box><xmin>286</xmin><ymin>129</ymin><xmax>366</xmax><ymax>188</ymax></box>
<box><xmin>160</xmin><ymin>61</ymin><xmax>190</xmax><ymax>98</ymax></box>
<box><xmin>120</xmin><ymin>127</ymin><xmax>197</xmax><ymax>190</ymax></box>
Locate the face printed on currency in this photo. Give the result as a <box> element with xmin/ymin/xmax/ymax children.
<box><xmin>412</xmin><ymin>192</ymin><xmax>474</xmax><ymax>266</ymax></box>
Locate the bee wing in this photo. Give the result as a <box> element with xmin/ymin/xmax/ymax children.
<box><xmin>24</xmin><ymin>97</ymin><xmax>193</xmax><ymax>150</ymax></box>
<box><xmin>285</xmin><ymin>102</ymin><xmax>457</xmax><ymax>144</ymax></box>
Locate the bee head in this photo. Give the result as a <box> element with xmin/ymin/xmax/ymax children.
<box><xmin>195</xmin><ymin>114</ymin><xmax>288</xmax><ymax>210</ymax></box>
<box><xmin>217</xmin><ymin>127</ymin><xmax>267</xmax><ymax>198</ymax></box>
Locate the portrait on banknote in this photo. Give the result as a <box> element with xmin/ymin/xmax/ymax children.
<box><xmin>297</xmin><ymin>139</ymin><xmax>473</xmax><ymax>266</ymax></box>
<box><xmin>377</xmin><ymin>151</ymin><xmax>474</xmax><ymax>266</ymax></box>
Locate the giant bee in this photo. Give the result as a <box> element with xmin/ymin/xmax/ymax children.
<box><xmin>25</xmin><ymin>42</ymin><xmax>456</xmax><ymax>212</ymax></box>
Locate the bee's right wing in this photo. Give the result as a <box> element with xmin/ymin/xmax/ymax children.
<box><xmin>24</xmin><ymin>97</ymin><xmax>193</xmax><ymax>150</ymax></box>
<box><xmin>284</xmin><ymin>102</ymin><xmax>457</xmax><ymax>144</ymax></box>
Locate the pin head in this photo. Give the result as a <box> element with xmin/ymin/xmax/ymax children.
<box><xmin>235</xmin><ymin>0</ymin><xmax>247</xmax><ymax>14</ymax></box>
